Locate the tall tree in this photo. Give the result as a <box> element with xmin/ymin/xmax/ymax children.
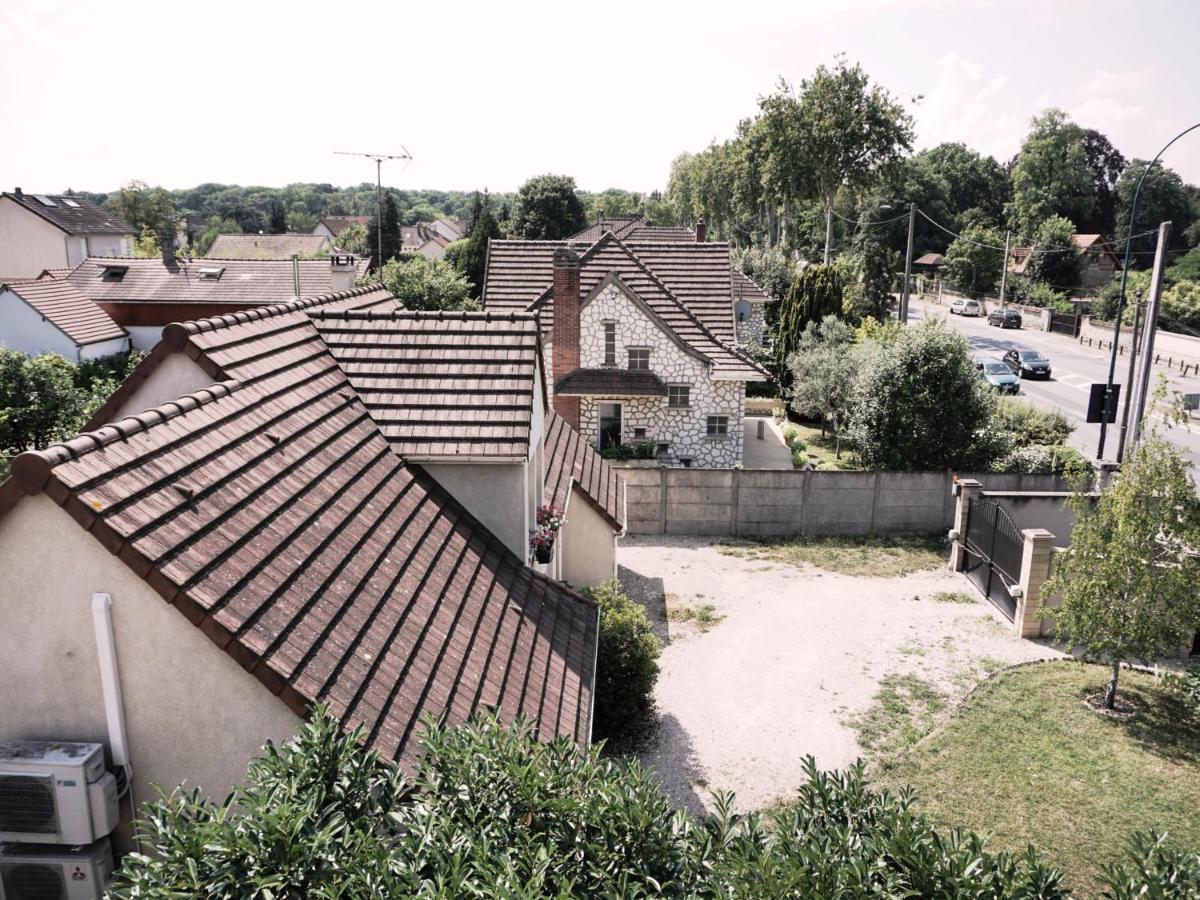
<box><xmin>941</xmin><ymin>225</ymin><xmax>1005</xmax><ymax>297</ymax></box>
<box><xmin>1044</xmin><ymin>430</ymin><xmax>1200</xmax><ymax>709</ymax></box>
<box><xmin>458</xmin><ymin>191</ymin><xmax>501</xmax><ymax>299</ymax></box>
<box><xmin>1009</xmin><ymin>109</ymin><xmax>1095</xmax><ymax>238</ymax></box>
<box><xmin>788</xmin><ymin>315</ymin><xmax>858</xmax><ymax>453</ymax></box>
<box><xmin>510</xmin><ymin>174</ymin><xmax>587</xmax><ymax>240</ymax></box>
<box><xmin>379</xmin><ymin>256</ymin><xmax>477</xmax><ymax>311</ymax></box>
<box><xmin>1080</xmin><ymin>129</ymin><xmax>1127</xmax><ymax>237</ymax></box>
<box><xmin>1115</xmin><ymin>160</ymin><xmax>1195</xmax><ymax>266</ymax></box>
<box><xmin>365</xmin><ymin>193</ymin><xmax>402</xmax><ymax>269</ymax></box>
<box><xmin>267</xmin><ymin>199</ymin><xmax>288</xmax><ymax>234</ymax></box>
<box><xmin>107</xmin><ymin>180</ymin><xmax>177</xmax><ymax>251</ymax></box>
<box><xmin>775</xmin><ymin>264</ymin><xmax>843</xmax><ymax>388</ymax></box>
<box><xmin>1024</xmin><ymin>214</ymin><xmax>1082</xmax><ymax>290</ymax></box>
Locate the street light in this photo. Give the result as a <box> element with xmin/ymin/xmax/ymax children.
<box><xmin>1095</xmin><ymin>122</ymin><xmax>1200</xmax><ymax>461</ymax></box>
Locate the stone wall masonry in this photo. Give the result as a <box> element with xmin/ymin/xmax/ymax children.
<box><xmin>620</xmin><ymin>467</ymin><xmax>1070</xmax><ymax>537</ymax></box>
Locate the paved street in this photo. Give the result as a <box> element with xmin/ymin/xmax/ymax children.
<box><xmin>908</xmin><ymin>297</ymin><xmax>1200</xmax><ymax>468</ymax></box>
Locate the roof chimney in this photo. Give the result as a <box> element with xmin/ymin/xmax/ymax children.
<box><xmin>330</xmin><ymin>254</ymin><xmax>356</xmax><ymax>292</ymax></box>
<box><xmin>13</xmin><ymin>187</ymin><xmax>22</xmax><ymax>197</ymax></box>
<box><xmin>551</xmin><ymin>244</ymin><xmax>582</xmax><ymax>429</ymax></box>
<box><xmin>161</xmin><ymin>234</ymin><xmax>176</xmax><ymax>266</ymax></box>
<box><xmin>695</xmin><ymin>218</ymin><xmax>706</xmax><ymax>243</ymax></box>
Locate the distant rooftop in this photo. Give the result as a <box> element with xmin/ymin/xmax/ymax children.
<box><xmin>3</xmin><ymin>190</ymin><xmax>135</xmax><ymax>235</ymax></box>
<box><xmin>207</xmin><ymin>233</ymin><xmax>331</xmax><ymax>259</ymax></box>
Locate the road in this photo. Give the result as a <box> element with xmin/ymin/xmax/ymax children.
<box><xmin>907</xmin><ymin>298</ymin><xmax>1200</xmax><ymax>469</ymax></box>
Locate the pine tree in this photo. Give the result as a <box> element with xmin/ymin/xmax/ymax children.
<box><xmin>459</xmin><ymin>191</ymin><xmax>501</xmax><ymax>299</ymax></box>
<box><xmin>366</xmin><ymin>193</ymin><xmax>403</xmax><ymax>269</ymax></box>
<box><xmin>267</xmin><ymin>199</ymin><xmax>287</xmax><ymax>234</ymax></box>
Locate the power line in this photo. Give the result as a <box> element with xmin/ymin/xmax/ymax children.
<box><xmin>915</xmin><ymin>208</ymin><xmax>1159</xmax><ymax>256</ymax></box>
<box><xmin>829</xmin><ymin>209</ymin><xmax>911</xmax><ymax>228</ymax></box>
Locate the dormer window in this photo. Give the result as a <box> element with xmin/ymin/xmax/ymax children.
<box><xmin>627</xmin><ymin>348</ymin><xmax>650</xmax><ymax>371</ymax></box>
<box><xmin>198</xmin><ymin>266</ymin><xmax>225</xmax><ymax>280</ymax></box>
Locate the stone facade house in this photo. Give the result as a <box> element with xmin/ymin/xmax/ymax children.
<box><xmin>0</xmin><ymin>190</ymin><xmax>135</xmax><ymax>279</ymax></box>
<box><xmin>484</xmin><ymin>231</ymin><xmax>768</xmax><ymax>468</ymax></box>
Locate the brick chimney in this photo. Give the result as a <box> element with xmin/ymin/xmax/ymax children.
<box><xmin>551</xmin><ymin>244</ymin><xmax>582</xmax><ymax>428</ymax></box>
<box><xmin>695</xmin><ymin>217</ymin><xmax>706</xmax><ymax>242</ymax></box>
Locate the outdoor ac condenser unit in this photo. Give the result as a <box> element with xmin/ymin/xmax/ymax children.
<box><xmin>0</xmin><ymin>742</ymin><xmax>117</xmax><ymax>846</ymax></box>
<box><xmin>0</xmin><ymin>838</ymin><xmax>113</xmax><ymax>900</ymax></box>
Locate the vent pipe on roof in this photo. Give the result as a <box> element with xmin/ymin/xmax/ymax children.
<box><xmin>695</xmin><ymin>218</ymin><xmax>706</xmax><ymax>243</ymax></box>
<box><xmin>292</xmin><ymin>254</ymin><xmax>301</xmax><ymax>298</ymax></box>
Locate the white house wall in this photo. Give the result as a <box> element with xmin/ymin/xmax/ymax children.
<box><xmin>0</xmin><ymin>287</ymin><xmax>86</xmax><ymax>358</ymax></box>
<box><xmin>576</xmin><ymin>282</ymin><xmax>746</xmax><ymax>467</ymax></box>
<box><xmin>85</xmin><ymin>234</ymin><xmax>130</xmax><ymax>257</ymax></box>
<box><xmin>0</xmin><ymin>495</ymin><xmax>303</xmax><ymax>850</ymax></box>
<box><xmin>421</xmin><ymin>461</ymin><xmax>528</xmax><ymax>559</ymax></box>
<box><xmin>0</xmin><ymin>196</ymin><xmax>69</xmax><ymax>277</ymax></box>
<box><xmin>105</xmin><ymin>352</ymin><xmax>216</xmax><ymax>423</ymax></box>
<box><xmin>126</xmin><ymin>325</ymin><xmax>166</xmax><ymax>351</ymax></box>
<box><xmin>560</xmin><ymin>487</ymin><xmax>617</xmax><ymax>587</ymax></box>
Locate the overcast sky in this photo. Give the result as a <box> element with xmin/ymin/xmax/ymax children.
<box><xmin>2</xmin><ymin>0</ymin><xmax>1198</xmax><ymax>195</ymax></box>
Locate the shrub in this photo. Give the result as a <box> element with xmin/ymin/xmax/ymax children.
<box><xmin>991</xmin><ymin>398</ymin><xmax>1073</xmax><ymax>447</ymax></box>
<box><xmin>1103</xmin><ymin>832</ymin><xmax>1200</xmax><ymax>899</ymax></box>
<box><xmin>782</xmin><ymin>423</ymin><xmax>800</xmax><ymax>447</ymax></box>
<box><xmin>584</xmin><ymin>579</ymin><xmax>660</xmax><ymax>744</ymax></box>
<box><xmin>791</xmin><ymin>446</ymin><xmax>808</xmax><ymax>468</ymax></box>
<box><xmin>1163</xmin><ymin>663</ymin><xmax>1200</xmax><ymax>719</ymax></box>
<box><xmin>995</xmin><ymin>444</ymin><xmax>1092</xmax><ymax>480</ymax></box>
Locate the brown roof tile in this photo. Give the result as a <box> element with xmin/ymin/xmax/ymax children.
<box><xmin>543</xmin><ymin>411</ymin><xmax>623</xmax><ymax>531</ymax></box>
<box><xmin>731</xmin><ymin>268</ymin><xmax>772</xmax><ymax>303</ymax></box>
<box><xmin>555</xmin><ymin>368</ymin><xmax>667</xmax><ymax>397</ymax></box>
<box><xmin>8</xmin><ymin>360</ymin><xmax>597</xmax><ymax>769</ymax></box>
<box><xmin>318</xmin><ymin>216</ymin><xmax>372</xmax><ymax>237</ymax></box>
<box><xmin>207</xmin><ymin>234</ymin><xmax>331</xmax><ymax>259</ymax></box>
<box><xmin>2</xmin><ymin>278</ymin><xmax>128</xmax><ymax>346</ymax></box>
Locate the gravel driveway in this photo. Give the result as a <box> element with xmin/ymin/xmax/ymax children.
<box><xmin>619</xmin><ymin>535</ymin><xmax>1064</xmax><ymax>815</ymax></box>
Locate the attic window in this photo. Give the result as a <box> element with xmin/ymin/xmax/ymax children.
<box><xmin>100</xmin><ymin>264</ymin><xmax>129</xmax><ymax>280</ymax></box>
<box><xmin>197</xmin><ymin>266</ymin><xmax>225</xmax><ymax>280</ymax></box>
<box><xmin>61</xmin><ymin>198</ymin><xmax>80</xmax><ymax>208</ymax></box>
<box><xmin>34</xmin><ymin>195</ymin><xmax>57</xmax><ymax>206</ymax></box>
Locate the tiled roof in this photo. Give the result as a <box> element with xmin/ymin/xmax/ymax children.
<box><xmin>484</xmin><ymin>235</ymin><xmax>765</xmax><ymax>381</ymax></box>
<box><xmin>6</xmin><ymin>345</ymin><xmax>597</xmax><ymax>769</ymax></box>
<box><xmin>207</xmin><ymin>234</ymin><xmax>331</xmax><ymax>259</ymax></box>
<box><xmin>83</xmin><ymin>285</ymin><xmax>399</xmax><ymax>430</ymax></box>
<box><xmin>913</xmin><ymin>253</ymin><xmax>945</xmax><ymax>267</ymax></box>
<box><xmin>555</xmin><ymin>368</ymin><xmax>667</xmax><ymax>397</ymax></box>
<box><xmin>2</xmin><ymin>192</ymin><xmax>135</xmax><ymax>235</ymax></box>
<box><xmin>626</xmin><ymin>242</ymin><xmax>740</xmax><ymax>341</ymax></box>
<box><xmin>37</xmin><ymin>267</ymin><xmax>76</xmax><ymax>281</ymax></box>
<box><xmin>543</xmin><ymin>412</ymin><xmax>623</xmax><ymax>532</ymax></box>
<box><xmin>569</xmin><ymin>217</ymin><xmax>643</xmax><ymax>243</ymax></box>
<box><xmin>731</xmin><ymin>269</ymin><xmax>772</xmax><ymax>303</ymax></box>
<box><xmin>65</xmin><ymin>256</ymin><xmax>372</xmax><ymax>321</ymax></box>
<box><xmin>310</xmin><ymin>310</ymin><xmax>541</xmax><ymax>459</ymax></box>
<box><xmin>319</xmin><ymin>216</ymin><xmax>371</xmax><ymax>237</ymax></box>
<box><xmin>626</xmin><ymin>225</ymin><xmax>696</xmax><ymax>242</ymax></box>
<box><xmin>1</xmin><ymin>279</ymin><xmax>127</xmax><ymax>346</ymax></box>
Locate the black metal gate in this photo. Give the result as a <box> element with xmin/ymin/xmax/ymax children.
<box><xmin>1049</xmin><ymin>312</ymin><xmax>1080</xmax><ymax>337</ymax></box>
<box><xmin>962</xmin><ymin>498</ymin><xmax>1024</xmax><ymax>620</ymax></box>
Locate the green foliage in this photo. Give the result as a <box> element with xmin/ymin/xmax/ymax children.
<box><xmin>775</xmin><ymin>265</ymin><xmax>842</xmax><ymax>387</ymax></box>
<box><xmin>1009</xmin><ymin>109</ymin><xmax>1095</xmax><ymax>238</ymax></box>
<box><xmin>1102</xmin><ymin>832</ymin><xmax>1200</xmax><ymax>899</ymax></box>
<box><xmin>1024</xmin><ymin>214</ymin><xmax>1082</xmax><ymax>290</ymax></box>
<box><xmin>107</xmin><ymin>180</ymin><xmax>177</xmax><ymax>249</ymax></box>
<box><xmin>457</xmin><ymin>191</ymin><xmax>501</xmax><ymax>299</ymax></box>
<box><xmin>132</xmin><ymin>226</ymin><xmax>161</xmax><ymax>258</ymax></box>
<box><xmin>1080</xmin><ymin>129</ymin><xmax>1127</xmax><ymax>237</ymax></box>
<box><xmin>510</xmin><ymin>174</ymin><xmax>588</xmax><ymax>240</ymax></box>
<box><xmin>379</xmin><ymin>255</ymin><xmax>477</xmax><ymax>311</ymax></box>
<box><xmin>847</xmin><ymin>320</ymin><xmax>992</xmax><ymax>470</ymax></box>
<box><xmin>1116</xmin><ymin>160</ymin><xmax>1195</xmax><ymax>267</ymax></box>
<box><xmin>791</xmin><ymin>446</ymin><xmax>808</xmax><ymax>467</ymax></box>
<box><xmin>986</xmin><ymin>399</ymin><xmax>1087</xmax><ymax>478</ymax></box>
<box><xmin>584</xmin><ymin>579</ymin><xmax>660</xmax><ymax>745</ymax></box>
<box><xmin>941</xmin><ymin>224</ymin><xmax>1005</xmax><ymax>298</ymax></box>
<box><xmin>335</xmin><ymin>221</ymin><xmax>369</xmax><ymax>256</ymax></box>
<box><xmin>1162</xmin><ymin>663</ymin><xmax>1200</xmax><ymax>719</ymax></box>
<box><xmin>990</xmin><ymin>399</ymin><xmax>1072</xmax><ymax>447</ymax></box>
<box><xmin>788</xmin><ymin>315</ymin><xmax>857</xmax><ymax>454</ymax></box>
<box><xmin>1020</xmin><ymin>281</ymin><xmax>1073</xmax><ymax>312</ymax></box>
<box><xmin>267</xmin><ymin>198</ymin><xmax>287</xmax><ymax>234</ymax></box>
<box><xmin>598</xmin><ymin>441</ymin><xmax>656</xmax><ymax>461</ymax></box>
<box><xmin>195</xmin><ymin>215</ymin><xmax>241</xmax><ymax>255</ymax></box>
<box><xmin>995</xmin><ymin>444</ymin><xmax>1091</xmax><ymax>480</ymax></box>
<box><xmin>731</xmin><ymin>246</ymin><xmax>796</xmax><ymax>301</ymax></box>
<box><xmin>365</xmin><ymin>193</ymin><xmax>402</xmax><ymax>268</ymax></box>
<box><xmin>1044</xmin><ymin>431</ymin><xmax>1200</xmax><ymax>707</ymax></box>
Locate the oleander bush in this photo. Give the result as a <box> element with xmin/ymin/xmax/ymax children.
<box><xmin>584</xmin><ymin>579</ymin><xmax>660</xmax><ymax>744</ymax></box>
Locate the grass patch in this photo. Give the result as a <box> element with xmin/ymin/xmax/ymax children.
<box><xmin>667</xmin><ymin>603</ymin><xmax>725</xmax><ymax>633</ymax></box>
<box><xmin>785</xmin><ymin>420</ymin><xmax>860</xmax><ymax>470</ymax></box>
<box><xmin>877</xmin><ymin>662</ymin><xmax>1200</xmax><ymax>897</ymax></box>
<box><xmin>930</xmin><ymin>590</ymin><xmax>976</xmax><ymax>604</ymax></box>
<box><xmin>717</xmin><ymin>533</ymin><xmax>945</xmax><ymax>577</ymax></box>
<box><xmin>849</xmin><ymin>673</ymin><xmax>946</xmax><ymax>756</ymax></box>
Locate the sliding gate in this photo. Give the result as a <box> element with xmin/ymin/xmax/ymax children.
<box><xmin>962</xmin><ymin>498</ymin><xmax>1023</xmax><ymax>620</ymax></box>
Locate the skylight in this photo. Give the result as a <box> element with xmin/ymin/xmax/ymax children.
<box><xmin>100</xmin><ymin>264</ymin><xmax>129</xmax><ymax>280</ymax></box>
<box><xmin>34</xmin><ymin>195</ymin><xmax>57</xmax><ymax>207</ymax></box>
<box><xmin>61</xmin><ymin>198</ymin><xmax>80</xmax><ymax>208</ymax></box>
<box><xmin>198</xmin><ymin>266</ymin><xmax>225</xmax><ymax>280</ymax></box>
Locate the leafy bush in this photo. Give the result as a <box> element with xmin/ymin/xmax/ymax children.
<box><xmin>584</xmin><ymin>579</ymin><xmax>660</xmax><ymax>744</ymax></box>
<box><xmin>791</xmin><ymin>446</ymin><xmax>809</xmax><ymax>467</ymax></box>
<box><xmin>1103</xmin><ymin>832</ymin><xmax>1200</xmax><ymax>899</ymax></box>
<box><xmin>991</xmin><ymin>399</ymin><xmax>1072</xmax><ymax>447</ymax></box>
<box><xmin>598</xmin><ymin>440</ymin><xmax>656</xmax><ymax>461</ymax></box>
<box><xmin>1022</xmin><ymin>281</ymin><xmax>1073</xmax><ymax>313</ymax></box>
<box><xmin>379</xmin><ymin>254</ymin><xmax>477</xmax><ymax>311</ymax></box>
<box><xmin>995</xmin><ymin>444</ymin><xmax>1092</xmax><ymax>480</ymax></box>
<box><xmin>782</xmin><ymin>423</ymin><xmax>800</xmax><ymax>447</ymax></box>
<box><xmin>1163</xmin><ymin>663</ymin><xmax>1200</xmax><ymax>719</ymax></box>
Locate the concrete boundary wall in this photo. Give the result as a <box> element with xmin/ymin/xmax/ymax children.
<box><xmin>620</xmin><ymin>467</ymin><xmax>1070</xmax><ymax>537</ymax></box>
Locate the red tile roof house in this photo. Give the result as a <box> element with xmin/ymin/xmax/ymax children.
<box><xmin>205</xmin><ymin>233</ymin><xmax>333</xmax><ymax>259</ymax></box>
<box><xmin>0</xmin><ymin>286</ymin><xmax>608</xmax><ymax>852</ymax></box>
<box><xmin>0</xmin><ymin>277</ymin><xmax>131</xmax><ymax>360</ymax></box>
<box><xmin>311</xmin><ymin>214</ymin><xmax>372</xmax><ymax>242</ymax></box>
<box><xmin>1008</xmin><ymin>234</ymin><xmax>1123</xmax><ymax>291</ymax></box>
<box><xmin>484</xmin><ymin>229</ymin><xmax>769</xmax><ymax>468</ymax></box>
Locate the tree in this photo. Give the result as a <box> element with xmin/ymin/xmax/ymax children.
<box><xmin>107</xmin><ymin>180</ymin><xmax>176</xmax><ymax>251</ymax></box>
<box><xmin>1009</xmin><ymin>109</ymin><xmax>1095</xmax><ymax>238</ymax></box>
<box><xmin>788</xmin><ymin>315</ymin><xmax>857</xmax><ymax>454</ymax></box>
<box><xmin>1080</xmin><ymin>129</ymin><xmax>1127</xmax><ymax>237</ymax></box>
<box><xmin>457</xmin><ymin>191</ymin><xmax>501</xmax><ymax>299</ymax></box>
<box><xmin>1024</xmin><ymin>214</ymin><xmax>1082</xmax><ymax>290</ymax></box>
<box><xmin>1044</xmin><ymin>429</ymin><xmax>1200</xmax><ymax>709</ymax></box>
<box><xmin>379</xmin><ymin>256</ymin><xmax>477</xmax><ymax>311</ymax></box>
<box><xmin>847</xmin><ymin>320</ymin><xmax>992</xmax><ymax>470</ymax></box>
<box><xmin>132</xmin><ymin>227</ymin><xmax>161</xmax><ymax>258</ymax></box>
<box><xmin>196</xmin><ymin>215</ymin><xmax>242</xmax><ymax>256</ymax></box>
<box><xmin>584</xmin><ymin>579</ymin><xmax>659</xmax><ymax>744</ymax></box>
<box><xmin>941</xmin><ymin>225</ymin><xmax>1005</xmax><ymax>298</ymax></box>
<box><xmin>1115</xmin><ymin>160</ymin><xmax>1195</xmax><ymax>266</ymax></box>
<box><xmin>335</xmin><ymin>221</ymin><xmax>369</xmax><ymax>256</ymax></box>
<box><xmin>510</xmin><ymin>174</ymin><xmax>588</xmax><ymax>240</ymax></box>
<box><xmin>365</xmin><ymin>193</ymin><xmax>402</xmax><ymax>269</ymax></box>
<box><xmin>267</xmin><ymin>199</ymin><xmax>288</xmax><ymax>234</ymax></box>
<box><xmin>912</xmin><ymin>143</ymin><xmax>1009</xmax><ymax>233</ymax></box>
<box><xmin>775</xmin><ymin>264</ymin><xmax>842</xmax><ymax>388</ymax></box>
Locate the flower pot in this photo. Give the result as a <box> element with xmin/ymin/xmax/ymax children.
<box><xmin>534</xmin><ymin>544</ymin><xmax>553</xmax><ymax>564</ymax></box>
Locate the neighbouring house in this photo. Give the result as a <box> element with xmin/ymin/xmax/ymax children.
<box><xmin>0</xmin><ymin>189</ymin><xmax>135</xmax><ymax>279</ymax></box>
<box><xmin>0</xmin><ymin>287</ymin><xmax>604</xmax><ymax>851</ymax></box>
<box><xmin>55</xmin><ymin>252</ymin><xmax>370</xmax><ymax>350</ymax></box>
<box><xmin>401</xmin><ymin>224</ymin><xmax>451</xmax><ymax>259</ymax></box>
<box><xmin>1008</xmin><ymin>234</ymin><xmax>1122</xmax><ymax>290</ymax></box>
<box><xmin>484</xmin><ymin>232</ymin><xmax>768</xmax><ymax>467</ymax></box>
<box><xmin>311</xmin><ymin>214</ymin><xmax>371</xmax><ymax>242</ymax></box>
<box><xmin>0</xmin><ymin>278</ymin><xmax>130</xmax><ymax>360</ymax></box>
<box><xmin>206</xmin><ymin>233</ymin><xmax>331</xmax><ymax>259</ymax></box>
<box><xmin>569</xmin><ymin>215</ymin><xmax>703</xmax><ymax>245</ymax></box>
<box><xmin>428</xmin><ymin>217</ymin><xmax>467</xmax><ymax>242</ymax></box>
<box><xmin>912</xmin><ymin>252</ymin><xmax>945</xmax><ymax>275</ymax></box>
<box><xmin>732</xmin><ymin>269</ymin><xmax>771</xmax><ymax>347</ymax></box>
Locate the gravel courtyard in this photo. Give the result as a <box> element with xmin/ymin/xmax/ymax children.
<box><xmin>618</xmin><ymin>535</ymin><xmax>1065</xmax><ymax>815</ymax></box>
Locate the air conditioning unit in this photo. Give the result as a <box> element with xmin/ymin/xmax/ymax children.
<box><xmin>0</xmin><ymin>838</ymin><xmax>113</xmax><ymax>900</ymax></box>
<box><xmin>0</xmin><ymin>743</ymin><xmax>117</xmax><ymax>846</ymax></box>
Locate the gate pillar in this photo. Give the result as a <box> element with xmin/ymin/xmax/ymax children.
<box><xmin>948</xmin><ymin>479</ymin><xmax>982</xmax><ymax>571</ymax></box>
<box><xmin>1015</xmin><ymin>528</ymin><xmax>1056</xmax><ymax>638</ymax></box>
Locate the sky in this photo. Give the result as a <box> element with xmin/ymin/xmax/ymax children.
<box><xmin>2</xmin><ymin>0</ymin><xmax>1199</xmax><ymax>195</ymax></box>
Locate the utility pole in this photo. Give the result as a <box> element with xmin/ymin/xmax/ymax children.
<box><xmin>334</xmin><ymin>148</ymin><xmax>412</xmax><ymax>268</ymax></box>
<box><xmin>899</xmin><ymin>202</ymin><xmax>916</xmax><ymax>325</ymax></box>
<box><xmin>998</xmin><ymin>230</ymin><xmax>1010</xmax><ymax>307</ymax></box>
<box><xmin>1126</xmin><ymin>221</ymin><xmax>1172</xmax><ymax>454</ymax></box>
<box><xmin>823</xmin><ymin>203</ymin><xmax>833</xmax><ymax>264</ymax></box>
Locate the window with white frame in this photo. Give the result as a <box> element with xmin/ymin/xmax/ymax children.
<box><xmin>667</xmin><ymin>384</ymin><xmax>690</xmax><ymax>408</ymax></box>
<box><xmin>627</xmin><ymin>348</ymin><xmax>650</xmax><ymax>370</ymax></box>
<box><xmin>706</xmin><ymin>415</ymin><xmax>729</xmax><ymax>437</ymax></box>
<box><xmin>603</xmin><ymin>322</ymin><xmax>616</xmax><ymax>365</ymax></box>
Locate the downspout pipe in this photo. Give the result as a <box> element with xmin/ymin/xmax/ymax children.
<box><xmin>91</xmin><ymin>593</ymin><xmax>131</xmax><ymax>772</ymax></box>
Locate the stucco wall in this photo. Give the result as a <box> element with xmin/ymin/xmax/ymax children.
<box><xmin>0</xmin><ymin>196</ymin><xmax>68</xmax><ymax>277</ymax></box>
<box><xmin>106</xmin><ymin>352</ymin><xmax>216</xmax><ymax>423</ymax></box>
<box><xmin>421</xmin><ymin>461</ymin><xmax>528</xmax><ymax>558</ymax></box>
<box><xmin>86</xmin><ymin>234</ymin><xmax>130</xmax><ymax>257</ymax></box>
<box><xmin>125</xmin><ymin>325</ymin><xmax>166</xmax><ymax>351</ymax></box>
<box><xmin>571</xmin><ymin>281</ymin><xmax>746</xmax><ymax>467</ymax></box>
<box><xmin>561</xmin><ymin>487</ymin><xmax>617</xmax><ymax>587</ymax></box>
<box><xmin>0</xmin><ymin>287</ymin><xmax>85</xmax><ymax>358</ymax></box>
<box><xmin>0</xmin><ymin>495</ymin><xmax>302</xmax><ymax>849</ymax></box>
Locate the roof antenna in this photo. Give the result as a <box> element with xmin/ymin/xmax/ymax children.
<box><xmin>333</xmin><ymin>147</ymin><xmax>414</xmax><ymax>269</ymax></box>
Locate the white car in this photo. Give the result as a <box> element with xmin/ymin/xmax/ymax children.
<box><xmin>950</xmin><ymin>298</ymin><xmax>983</xmax><ymax>317</ymax></box>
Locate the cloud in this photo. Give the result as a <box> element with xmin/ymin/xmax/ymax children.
<box><xmin>915</xmin><ymin>52</ymin><xmax>1026</xmax><ymax>161</ymax></box>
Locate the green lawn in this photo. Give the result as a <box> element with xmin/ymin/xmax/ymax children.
<box><xmin>781</xmin><ymin>420</ymin><xmax>860</xmax><ymax>470</ymax></box>
<box><xmin>877</xmin><ymin>662</ymin><xmax>1200</xmax><ymax>897</ymax></box>
<box><xmin>716</xmin><ymin>533</ymin><xmax>946</xmax><ymax>577</ymax></box>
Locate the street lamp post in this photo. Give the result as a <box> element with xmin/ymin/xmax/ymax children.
<box><xmin>1095</xmin><ymin>122</ymin><xmax>1200</xmax><ymax>461</ymax></box>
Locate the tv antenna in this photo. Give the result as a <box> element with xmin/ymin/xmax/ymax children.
<box><xmin>334</xmin><ymin>148</ymin><xmax>413</xmax><ymax>268</ymax></box>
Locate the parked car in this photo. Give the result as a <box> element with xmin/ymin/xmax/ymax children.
<box><xmin>974</xmin><ymin>357</ymin><xmax>1021</xmax><ymax>394</ymax></box>
<box><xmin>1003</xmin><ymin>348</ymin><xmax>1052</xmax><ymax>379</ymax></box>
<box><xmin>950</xmin><ymin>298</ymin><xmax>983</xmax><ymax>317</ymax></box>
<box><xmin>987</xmin><ymin>308</ymin><xmax>1022</xmax><ymax>328</ymax></box>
